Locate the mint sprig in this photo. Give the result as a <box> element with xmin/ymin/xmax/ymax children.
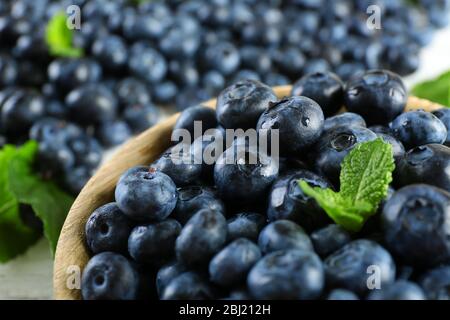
<box><xmin>45</xmin><ymin>12</ymin><xmax>83</xmax><ymax>58</ymax></box>
<box><xmin>411</xmin><ymin>70</ymin><xmax>450</xmax><ymax>107</ymax></box>
<box><xmin>0</xmin><ymin>141</ymin><xmax>74</xmax><ymax>262</ymax></box>
<box><xmin>299</xmin><ymin>138</ymin><xmax>395</xmax><ymax>232</ymax></box>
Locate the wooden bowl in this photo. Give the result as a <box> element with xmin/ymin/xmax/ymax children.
<box><xmin>53</xmin><ymin>85</ymin><xmax>444</xmax><ymax>299</ymax></box>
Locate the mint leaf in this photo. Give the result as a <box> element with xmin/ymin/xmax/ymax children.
<box><xmin>0</xmin><ymin>144</ymin><xmax>40</xmax><ymax>262</ymax></box>
<box><xmin>45</xmin><ymin>12</ymin><xmax>83</xmax><ymax>58</ymax></box>
<box><xmin>8</xmin><ymin>141</ymin><xmax>74</xmax><ymax>255</ymax></box>
<box><xmin>340</xmin><ymin>138</ymin><xmax>395</xmax><ymax>207</ymax></box>
<box><xmin>299</xmin><ymin>138</ymin><xmax>395</xmax><ymax>232</ymax></box>
<box><xmin>411</xmin><ymin>70</ymin><xmax>450</xmax><ymax>107</ymax></box>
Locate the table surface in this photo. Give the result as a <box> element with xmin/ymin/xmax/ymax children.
<box><xmin>1</xmin><ymin>26</ymin><xmax>450</xmax><ymax>300</ymax></box>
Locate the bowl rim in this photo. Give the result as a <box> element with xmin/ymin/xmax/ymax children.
<box><xmin>53</xmin><ymin>85</ymin><xmax>443</xmax><ymax>300</ymax></box>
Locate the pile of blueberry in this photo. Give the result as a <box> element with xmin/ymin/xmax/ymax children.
<box><xmin>1</xmin><ymin>0</ymin><xmax>449</xmax><ymax>194</ymax></box>
<box><xmin>82</xmin><ymin>70</ymin><xmax>450</xmax><ymax>300</ymax></box>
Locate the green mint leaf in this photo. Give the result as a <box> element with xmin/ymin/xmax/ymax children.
<box><xmin>45</xmin><ymin>12</ymin><xmax>83</xmax><ymax>58</ymax></box>
<box><xmin>411</xmin><ymin>70</ymin><xmax>450</xmax><ymax>107</ymax></box>
<box><xmin>340</xmin><ymin>138</ymin><xmax>395</xmax><ymax>208</ymax></box>
<box><xmin>0</xmin><ymin>144</ymin><xmax>40</xmax><ymax>262</ymax></box>
<box><xmin>299</xmin><ymin>138</ymin><xmax>395</xmax><ymax>232</ymax></box>
<box><xmin>8</xmin><ymin>141</ymin><xmax>74</xmax><ymax>255</ymax></box>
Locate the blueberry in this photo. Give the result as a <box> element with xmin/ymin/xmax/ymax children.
<box><xmin>264</xmin><ymin>72</ymin><xmax>290</xmax><ymax>87</ymax></box>
<box><xmin>324</xmin><ymin>239</ymin><xmax>396</xmax><ymax>295</ymax></box>
<box><xmin>239</xmin><ymin>46</ymin><xmax>272</xmax><ymax>75</ymax></box>
<box><xmin>395</xmin><ymin>144</ymin><xmax>450</xmax><ymax>191</ymax></box>
<box><xmin>48</xmin><ymin>58</ymin><xmax>102</xmax><ymax>92</ymax></box>
<box><xmin>156</xmin><ymin>261</ymin><xmax>187</xmax><ymax>298</ymax></box>
<box><xmin>223</xmin><ymin>289</ymin><xmax>252</xmax><ymax>300</ymax></box>
<box><xmin>311</xmin><ymin>224</ymin><xmax>352</xmax><ymax>258</ymax></box>
<box><xmin>81</xmin><ymin>252</ymin><xmax>139</xmax><ymax>300</ymax></box>
<box><xmin>227</xmin><ymin>212</ymin><xmax>266</xmax><ymax>242</ymax></box>
<box><xmin>214</xmin><ymin>145</ymin><xmax>279</xmax><ymax>205</ymax></box>
<box><xmin>173</xmin><ymin>186</ymin><xmax>225</xmax><ymax>225</ymax></box>
<box><xmin>162</xmin><ymin>271</ymin><xmax>216</xmax><ymax>300</ymax></box>
<box><xmin>390</xmin><ymin>110</ymin><xmax>447</xmax><ymax>150</ymax></box>
<box><xmin>115</xmin><ymin>77</ymin><xmax>152</xmax><ymax>107</ymax></box>
<box><xmin>115</xmin><ymin>166</ymin><xmax>178</xmax><ymax>222</ymax></box>
<box><xmin>152</xmin><ymin>144</ymin><xmax>202</xmax><ymax>187</ymax></box>
<box><xmin>247</xmin><ymin>249</ymin><xmax>324</xmax><ymax>300</ymax></box>
<box><xmin>291</xmin><ymin>72</ymin><xmax>344</xmax><ymax>117</ymax></box>
<box><xmin>267</xmin><ymin>170</ymin><xmax>332</xmax><ymax>230</ymax></box>
<box><xmin>258</xmin><ymin>220</ymin><xmax>313</xmax><ymax>254</ymax></box>
<box><xmin>367</xmin><ymin>280</ymin><xmax>426</xmax><ymax>300</ymax></box>
<box><xmin>128</xmin><ymin>42</ymin><xmax>167</xmax><ymax>84</ymax></box>
<box><xmin>175</xmin><ymin>209</ymin><xmax>227</xmax><ymax>267</ymax></box>
<box><xmin>63</xmin><ymin>166</ymin><xmax>93</xmax><ymax>195</ymax></box>
<box><xmin>344</xmin><ymin>70</ymin><xmax>407</xmax><ymax>125</ymax></box>
<box><xmin>202</xmin><ymin>70</ymin><xmax>226</xmax><ymax>96</ymax></box>
<box><xmin>257</xmin><ymin>96</ymin><xmax>324</xmax><ymax>155</ymax></box>
<box><xmin>419</xmin><ymin>265</ymin><xmax>450</xmax><ymax>300</ymax></box>
<box><xmin>0</xmin><ymin>54</ymin><xmax>18</xmax><ymax>87</ymax></box>
<box><xmin>128</xmin><ymin>219</ymin><xmax>181</xmax><ymax>266</ymax></box>
<box><xmin>152</xmin><ymin>80</ymin><xmax>177</xmax><ymax>104</ymax></box>
<box><xmin>92</xmin><ymin>34</ymin><xmax>128</xmax><ymax>71</ymax></box>
<box><xmin>203</xmin><ymin>42</ymin><xmax>240</xmax><ymax>76</ymax></box>
<box><xmin>65</xmin><ymin>84</ymin><xmax>118</xmax><ymax>125</ymax></box>
<box><xmin>369</xmin><ymin>125</ymin><xmax>392</xmax><ymax>135</ymax></box>
<box><xmin>432</xmin><ymin>108</ymin><xmax>450</xmax><ymax>145</ymax></box>
<box><xmin>173</xmin><ymin>105</ymin><xmax>217</xmax><ymax>140</ymax></box>
<box><xmin>1</xmin><ymin>89</ymin><xmax>45</xmax><ymax>135</ymax></box>
<box><xmin>85</xmin><ymin>203</ymin><xmax>135</xmax><ymax>255</ymax></box>
<box><xmin>231</xmin><ymin>69</ymin><xmax>261</xmax><ymax>83</ymax></box>
<box><xmin>326</xmin><ymin>289</ymin><xmax>359</xmax><ymax>300</ymax></box>
<box><xmin>123</xmin><ymin>103</ymin><xmax>160</xmax><ymax>134</ymax></box>
<box><xmin>323</xmin><ymin>112</ymin><xmax>366</xmax><ymax>132</ymax></box>
<box><xmin>377</xmin><ymin>133</ymin><xmax>405</xmax><ymax>164</ymax></box>
<box><xmin>314</xmin><ymin>126</ymin><xmax>377</xmax><ymax>184</ymax></box>
<box><xmin>382</xmin><ymin>184</ymin><xmax>450</xmax><ymax>267</ymax></box>
<box><xmin>97</xmin><ymin>120</ymin><xmax>132</xmax><ymax>147</ymax></box>
<box><xmin>209</xmin><ymin>238</ymin><xmax>261</xmax><ymax>287</ymax></box>
<box><xmin>216</xmin><ymin>79</ymin><xmax>277</xmax><ymax>129</ymax></box>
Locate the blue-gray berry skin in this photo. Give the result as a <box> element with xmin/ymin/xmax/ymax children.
<box><xmin>209</xmin><ymin>238</ymin><xmax>261</xmax><ymax>287</ymax></box>
<box><xmin>323</xmin><ymin>112</ymin><xmax>366</xmax><ymax>132</ymax></box>
<box><xmin>432</xmin><ymin>108</ymin><xmax>450</xmax><ymax>145</ymax></box>
<box><xmin>173</xmin><ymin>105</ymin><xmax>217</xmax><ymax>138</ymax></box>
<box><xmin>216</xmin><ymin>79</ymin><xmax>277</xmax><ymax>130</ymax></box>
<box><xmin>247</xmin><ymin>249</ymin><xmax>324</xmax><ymax>300</ymax></box>
<box><xmin>152</xmin><ymin>144</ymin><xmax>202</xmax><ymax>187</ymax></box>
<box><xmin>258</xmin><ymin>220</ymin><xmax>313</xmax><ymax>254</ymax></box>
<box><xmin>313</xmin><ymin>125</ymin><xmax>377</xmax><ymax>185</ymax></box>
<box><xmin>114</xmin><ymin>166</ymin><xmax>177</xmax><ymax>222</ymax></box>
<box><xmin>214</xmin><ymin>146</ymin><xmax>279</xmax><ymax>205</ymax></box>
<box><xmin>326</xmin><ymin>289</ymin><xmax>359</xmax><ymax>300</ymax></box>
<box><xmin>419</xmin><ymin>265</ymin><xmax>450</xmax><ymax>300</ymax></box>
<box><xmin>85</xmin><ymin>202</ymin><xmax>135</xmax><ymax>255</ymax></box>
<box><xmin>257</xmin><ymin>96</ymin><xmax>324</xmax><ymax>155</ymax></box>
<box><xmin>311</xmin><ymin>224</ymin><xmax>352</xmax><ymax>258</ymax></box>
<box><xmin>156</xmin><ymin>261</ymin><xmax>187</xmax><ymax>298</ymax></box>
<box><xmin>175</xmin><ymin>209</ymin><xmax>227</xmax><ymax>267</ymax></box>
<box><xmin>344</xmin><ymin>70</ymin><xmax>407</xmax><ymax>126</ymax></box>
<box><xmin>382</xmin><ymin>184</ymin><xmax>450</xmax><ymax>267</ymax></box>
<box><xmin>389</xmin><ymin>110</ymin><xmax>447</xmax><ymax>150</ymax></box>
<box><xmin>81</xmin><ymin>252</ymin><xmax>139</xmax><ymax>300</ymax></box>
<box><xmin>367</xmin><ymin>280</ymin><xmax>426</xmax><ymax>300</ymax></box>
<box><xmin>376</xmin><ymin>133</ymin><xmax>405</xmax><ymax>164</ymax></box>
<box><xmin>395</xmin><ymin>144</ymin><xmax>450</xmax><ymax>192</ymax></box>
<box><xmin>267</xmin><ymin>170</ymin><xmax>332</xmax><ymax>231</ymax></box>
<box><xmin>227</xmin><ymin>212</ymin><xmax>266</xmax><ymax>242</ymax></box>
<box><xmin>128</xmin><ymin>219</ymin><xmax>181</xmax><ymax>266</ymax></box>
<box><xmin>324</xmin><ymin>239</ymin><xmax>396</xmax><ymax>295</ymax></box>
<box><xmin>291</xmin><ymin>71</ymin><xmax>344</xmax><ymax>117</ymax></box>
<box><xmin>162</xmin><ymin>271</ymin><xmax>216</xmax><ymax>300</ymax></box>
<box><xmin>173</xmin><ymin>186</ymin><xmax>225</xmax><ymax>225</ymax></box>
